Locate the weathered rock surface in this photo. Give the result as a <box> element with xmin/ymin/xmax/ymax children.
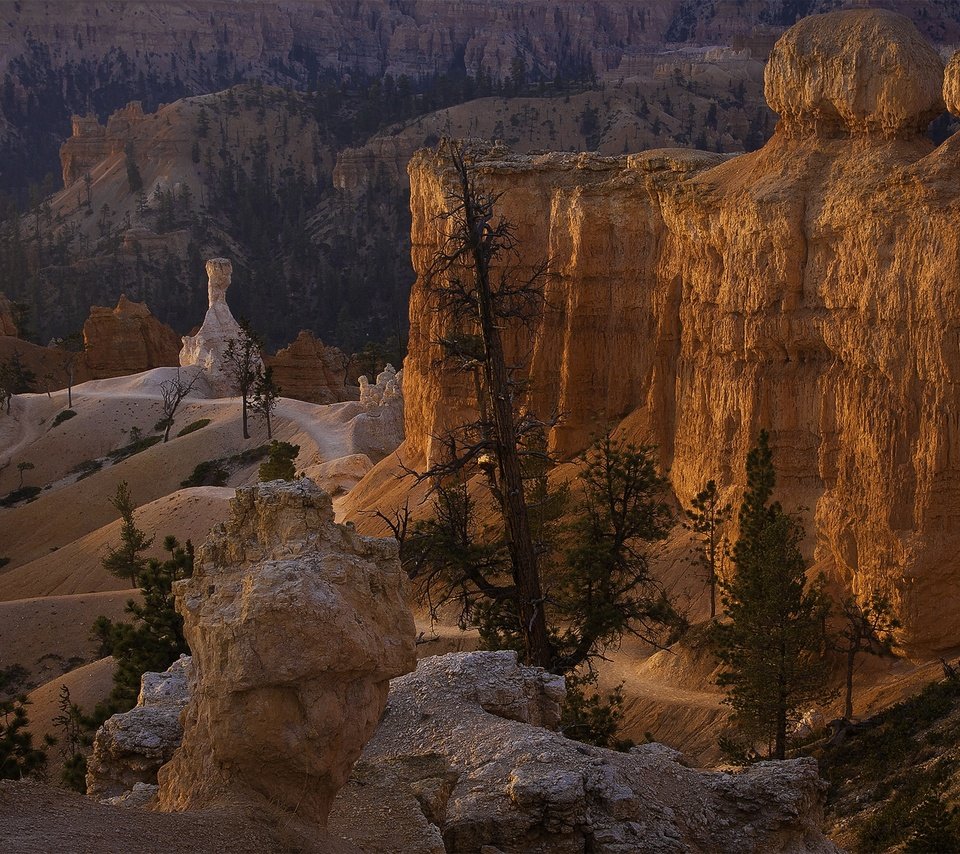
<box><xmin>764</xmin><ymin>10</ymin><xmax>945</xmax><ymax>138</ymax></box>
<box><xmin>179</xmin><ymin>258</ymin><xmax>260</xmax><ymax>396</ymax></box>
<box><xmin>81</xmin><ymin>294</ymin><xmax>180</xmax><ymax>379</ymax></box>
<box><xmin>398</xmin><ymin>9</ymin><xmax>960</xmax><ymax>651</ymax></box>
<box><xmin>265</xmin><ymin>330</ymin><xmax>353</xmax><ymax>405</ymax></box>
<box><xmin>86</xmin><ymin>655</ymin><xmax>191</xmax><ymax>801</ymax></box>
<box><xmin>360</xmin><ymin>651</ymin><xmax>837</xmax><ymax>853</ymax></box>
<box><xmin>945</xmin><ymin>50</ymin><xmax>960</xmax><ymax>118</ymax></box>
<box><xmin>154</xmin><ymin>479</ymin><xmax>416</xmax><ymax>827</ymax></box>
<box><xmin>85</xmin><ymin>650</ymin><xmax>835</xmax><ymax>852</ymax></box>
<box><xmin>343</xmin><ymin>364</ymin><xmax>405</xmax><ymax>462</ymax></box>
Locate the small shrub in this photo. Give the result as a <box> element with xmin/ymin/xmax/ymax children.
<box><xmin>181</xmin><ymin>460</ymin><xmax>230</xmax><ymax>488</ymax></box>
<box><xmin>107</xmin><ymin>434</ymin><xmax>162</xmax><ymax>463</ymax></box>
<box><xmin>0</xmin><ymin>696</ymin><xmax>49</xmax><ymax>779</ymax></box>
<box><xmin>0</xmin><ymin>486</ymin><xmax>41</xmax><ymax>507</ymax></box>
<box><xmin>258</xmin><ymin>441</ymin><xmax>300</xmax><ymax>481</ymax></box>
<box><xmin>559</xmin><ymin>673</ymin><xmax>633</xmax><ymax>750</ymax></box>
<box><xmin>0</xmin><ymin>664</ymin><xmax>27</xmax><ymax>695</ymax></box>
<box><xmin>0</xmin><ymin>557</ymin><xmax>8</xmax><ymax>569</ymax></box>
<box><xmin>176</xmin><ymin>418</ymin><xmax>211</xmax><ymax>437</ymax></box>
<box><xmin>51</xmin><ymin>409</ymin><xmax>77</xmax><ymax>427</ymax></box>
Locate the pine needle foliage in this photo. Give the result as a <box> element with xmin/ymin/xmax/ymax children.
<box><xmin>714</xmin><ymin>430</ymin><xmax>831</xmax><ymax>760</ymax></box>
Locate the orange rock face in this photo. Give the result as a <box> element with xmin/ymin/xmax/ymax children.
<box><xmin>265</xmin><ymin>330</ymin><xmax>352</xmax><ymax>405</ymax></box>
<box><xmin>81</xmin><ymin>294</ymin><xmax>180</xmax><ymax>379</ymax></box>
<box><xmin>402</xmin><ymin>10</ymin><xmax>960</xmax><ymax>651</ymax></box>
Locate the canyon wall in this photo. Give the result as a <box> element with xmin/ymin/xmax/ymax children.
<box><xmin>403</xmin><ymin>9</ymin><xmax>960</xmax><ymax>651</ymax></box>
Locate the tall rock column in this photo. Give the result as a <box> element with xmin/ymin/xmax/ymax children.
<box><xmin>155</xmin><ymin>479</ymin><xmax>417</xmax><ymax>826</ymax></box>
<box><xmin>179</xmin><ymin>258</ymin><xmax>260</xmax><ymax>396</ymax></box>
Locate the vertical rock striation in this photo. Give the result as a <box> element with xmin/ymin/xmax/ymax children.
<box><xmin>155</xmin><ymin>479</ymin><xmax>416</xmax><ymax>826</ymax></box>
<box><xmin>401</xmin><ymin>9</ymin><xmax>960</xmax><ymax>651</ymax></box>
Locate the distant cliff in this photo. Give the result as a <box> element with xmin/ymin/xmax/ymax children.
<box><xmin>401</xmin><ymin>9</ymin><xmax>960</xmax><ymax>651</ymax></box>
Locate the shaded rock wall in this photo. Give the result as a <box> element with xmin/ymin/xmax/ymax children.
<box><xmin>402</xmin><ymin>10</ymin><xmax>960</xmax><ymax>650</ymax></box>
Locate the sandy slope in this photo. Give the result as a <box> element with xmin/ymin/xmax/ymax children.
<box><xmin>0</xmin><ymin>591</ymin><xmax>129</xmax><ymax>691</ymax></box>
<box><xmin>0</xmin><ymin>488</ymin><xmax>233</xmax><ymax>601</ymax></box>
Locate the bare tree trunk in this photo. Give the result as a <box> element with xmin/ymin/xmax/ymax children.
<box><xmin>241</xmin><ymin>393</ymin><xmax>250</xmax><ymax>440</ymax></box>
<box><xmin>845</xmin><ymin>647</ymin><xmax>856</xmax><ymax>720</ymax></box>
<box><xmin>456</xmin><ymin>155</ymin><xmax>552</xmax><ymax>669</ymax></box>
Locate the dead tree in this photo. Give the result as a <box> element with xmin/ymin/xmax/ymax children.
<box><xmin>158</xmin><ymin>369</ymin><xmax>201</xmax><ymax>441</ymax></box>
<box><xmin>412</xmin><ymin>140</ymin><xmax>554</xmax><ymax>668</ymax></box>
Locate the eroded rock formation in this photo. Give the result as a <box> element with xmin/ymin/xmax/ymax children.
<box><xmin>0</xmin><ymin>292</ymin><xmax>17</xmax><ymax>337</ymax></box>
<box><xmin>265</xmin><ymin>330</ymin><xmax>354</xmax><ymax>405</ymax></box>
<box><xmin>81</xmin><ymin>295</ymin><xmax>180</xmax><ymax>379</ymax></box>
<box><xmin>154</xmin><ymin>479</ymin><xmax>416</xmax><ymax>826</ymax></box>
<box><xmin>107</xmin><ymin>651</ymin><xmax>836</xmax><ymax>851</ymax></box>
<box><xmin>86</xmin><ymin>656</ymin><xmax>191</xmax><ymax>802</ymax></box>
<box><xmin>399</xmin><ymin>9</ymin><xmax>960</xmax><ymax>651</ymax></box>
<box><xmin>60</xmin><ymin>102</ymin><xmax>148</xmax><ymax>187</ymax></box>
<box><xmin>359</xmin><ymin>651</ymin><xmax>837</xmax><ymax>853</ymax></box>
<box><xmin>179</xmin><ymin>259</ymin><xmax>260</xmax><ymax>396</ymax></box>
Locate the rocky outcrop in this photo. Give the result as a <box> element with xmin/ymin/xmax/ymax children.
<box><xmin>763</xmin><ymin>10</ymin><xmax>945</xmax><ymax>138</ymax></box>
<box><xmin>81</xmin><ymin>294</ymin><xmax>180</xmax><ymax>379</ymax></box>
<box><xmin>61</xmin><ymin>102</ymin><xmax>148</xmax><ymax>187</ymax></box>
<box><xmin>358</xmin><ymin>651</ymin><xmax>836</xmax><ymax>853</ymax></box>
<box><xmin>86</xmin><ymin>656</ymin><xmax>191</xmax><ymax>801</ymax></box>
<box><xmin>348</xmin><ymin>364</ymin><xmax>405</xmax><ymax>461</ymax></box>
<box><xmin>85</xmin><ymin>650</ymin><xmax>835</xmax><ymax>852</ymax></box>
<box><xmin>179</xmin><ymin>259</ymin><xmax>260</xmax><ymax>397</ymax></box>
<box><xmin>265</xmin><ymin>330</ymin><xmax>353</xmax><ymax>405</ymax></box>
<box><xmin>154</xmin><ymin>479</ymin><xmax>416</xmax><ymax>827</ymax></box>
<box><xmin>399</xmin><ymin>10</ymin><xmax>960</xmax><ymax>651</ymax></box>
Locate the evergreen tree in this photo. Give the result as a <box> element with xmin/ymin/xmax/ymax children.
<box><xmin>223</xmin><ymin>320</ymin><xmax>262</xmax><ymax>440</ymax></box>
<box><xmin>686</xmin><ymin>479</ymin><xmax>731</xmax><ymax>619</ymax></box>
<box><xmin>101</xmin><ymin>481</ymin><xmax>154</xmax><ymax>588</ymax></box>
<box><xmin>835</xmin><ymin>590</ymin><xmax>899</xmax><ymax>720</ymax></box>
<box><xmin>258</xmin><ymin>440</ymin><xmax>299</xmax><ymax>481</ymax></box>
<box><xmin>0</xmin><ymin>696</ymin><xmax>49</xmax><ymax>779</ymax></box>
<box><xmin>714</xmin><ymin>430</ymin><xmax>830</xmax><ymax>760</ymax></box>
<box><xmin>251</xmin><ymin>366</ymin><xmax>280</xmax><ymax>439</ymax></box>
<box><xmin>124</xmin><ymin>141</ymin><xmax>143</xmax><ymax>193</ymax></box>
<box><xmin>92</xmin><ymin>536</ymin><xmax>193</xmax><ymax>717</ymax></box>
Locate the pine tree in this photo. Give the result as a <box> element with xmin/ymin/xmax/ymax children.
<box><xmin>0</xmin><ymin>696</ymin><xmax>48</xmax><ymax>779</ymax></box>
<box><xmin>258</xmin><ymin>441</ymin><xmax>299</xmax><ymax>481</ymax></box>
<box><xmin>92</xmin><ymin>536</ymin><xmax>193</xmax><ymax>717</ymax></box>
<box><xmin>101</xmin><ymin>481</ymin><xmax>154</xmax><ymax>588</ymax></box>
<box><xmin>714</xmin><ymin>430</ymin><xmax>830</xmax><ymax>760</ymax></box>
<box><xmin>686</xmin><ymin>479</ymin><xmax>731</xmax><ymax>619</ymax></box>
<box><xmin>223</xmin><ymin>320</ymin><xmax>262</xmax><ymax>440</ymax></box>
<box><xmin>251</xmin><ymin>366</ymin><xmax>280</xmax><ymax>439</ymax></box>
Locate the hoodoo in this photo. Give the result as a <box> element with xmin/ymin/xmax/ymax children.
<box><xmin>399</xmin><ymin>9</ymin><xmax>960</xmax><ymax>650</ymax></box>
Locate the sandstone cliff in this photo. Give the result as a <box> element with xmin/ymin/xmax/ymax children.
<box><xmin>155</xmin><ymin>479</ymin><xmax>416</xmax><ymax>827</ymax></box>
<box><xmin>396</xmin><ymin>9</ymin><xmax>960</xmax><ymax>651</ymax></box>
<box><xmin>81</xmin><ymin>294</ymin><xmax>180</xmax><ymax>379</ymax></box>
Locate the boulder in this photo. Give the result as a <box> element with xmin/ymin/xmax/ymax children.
<box><xmin>360</xmin><ymin>651</ymin><xmax>838</xmax><ymax>853</ymax></box>
<box><xmin>155</xmin><ymin>479</ymin><xmax>417</xmax><ymax>827</ymax></box>
<box><xmin>85</xmin><ymin>655</ymin><xmax>191</xmax><ymax>801</ymax></box>
<box><xmin>764</xmin><ymin>9</ymin><xmax>944</xmax><ymax>138</ymax></box>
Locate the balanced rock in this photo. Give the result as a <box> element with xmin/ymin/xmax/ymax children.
<box><xmin>358</xmin><ymin>651</ymin><xmax>837</xmax><ymax>853</ymax></box>
<box><xmin>179</xmin><ymin>258</ymin><xmax>260</xmax><ymax>396</ymax></box>
<box><xmin>155</xmin><ymin>479</ymin><xmax>416</xmax><ymax>827</ymax></box>
<box><xmin>81</xmin><ymin>294</ymin><xmax>180</xmax><ymax>379</ymax></box>
<box><xmin>764</xmin><ymin>9</ymin><xmax>944</xmax><ymax>137</ymax></box>
<box><xmin>86</xmin><ymin>656</ymin><xmax>191</xmax><ymax>802</ymax></box>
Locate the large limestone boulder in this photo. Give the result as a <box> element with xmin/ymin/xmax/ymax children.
<box><xmin>85</xmin><ymin>655</ymin><xmax>191</xmax><ymax>801</ymax></box>
<box><xmin>359</xmin><ymin>651</ymin><xmax>837</xmax><ymax>853</ymax></box>
<box><xmin>764</xmin><ymin>9</ymin><xmax>944</xmax><ymax>137</ymax></box>
<box><xmin>155</xmin><ymin>479</ymin><xmax>416</xmax><ymax>827</ymax></box>
<box><xmin>179</xmin><ymin>258</ymin><xmax>260</xmax><ymax>396</ymax></box>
